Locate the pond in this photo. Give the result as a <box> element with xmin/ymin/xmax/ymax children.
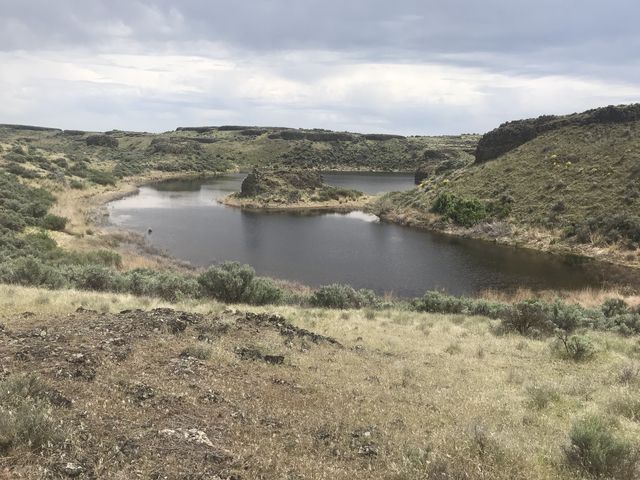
<box><xmin>108</xmin><ymin>172</ymin><xmax>632</xmax><ymax>297</ymax></box>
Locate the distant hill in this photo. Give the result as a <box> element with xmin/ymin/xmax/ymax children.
<box><xmin>0</xmin><ymin>124</ymin><xmax>478</xmax><ymax>179</ymax></box>
<box><xmin>375</xmin><ymin>104</ymin><xmax>640</xmax><ymax>267</ymax></box>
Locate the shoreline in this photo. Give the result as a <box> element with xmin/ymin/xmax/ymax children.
<box><xmin>376</xmin><ymin>208</ymin><xmax>640</xmax><ymax>273</ymax></box>
<box><xmin>221</xmin><ymin>193</ymin><xmax>374</xmax><ymax>213</ymax></box>
<box><xmin>54</xmin><ymin>170</ymin><xmax>640</xmax><ymax>293</ymax></box>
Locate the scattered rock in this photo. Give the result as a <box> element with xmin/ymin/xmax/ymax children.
<box><xmin>58</xmin><ymin>462</ymin><xmax>84</xmax><ymax>477</ymax></box>
<box><xmin>357</xmin><ymin>444</ymin><xmax>378</xmax><ymax>456</ymax></box>
<box><xmin>235</xmin><ymin>346</ymin><xmax>284</xmax><ymax>365</ymax></box>
<box><xmin>44</xmin><ymin>389</ymin><xmax>73</xmax><ymax>408</ymax></box>
<box><xmin>119</xmin><ymin>381</ymin><xmax>156</xmax><ymax>402</ymax></box>
<box><xmin>159</xmin><ymin>428</ymin><xmax>215</xmax><ymax>448</ymax></box>
<box><xmin>239</xmin><ymin>312</ymin><xmax>341</xmax><ymax>347</ymax></box>
<box><xmin>75</xmin><ymin>306</ymin><xmax>97</xmax><ymax>314</ymax></box>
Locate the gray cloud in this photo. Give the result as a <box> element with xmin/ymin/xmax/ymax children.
<box><xmin>0</xmin><ymin>1</ymin><xmax>638</xmax><ymax>133</ymax></box>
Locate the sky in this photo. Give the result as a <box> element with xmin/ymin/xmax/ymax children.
<box><xmin>0</xmin><ymin>0</ymin><xmax>639</xmax><ymax>135</ymax></box>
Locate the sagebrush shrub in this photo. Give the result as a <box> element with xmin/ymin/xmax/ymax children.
<box><xmin>501</xmin><ymin>299</ymin><xmax>555</xmax><ymax>336</ymax></box>
<box><xmin>241</xmin><ymin>277</ymin><xmax>284</xmax><ymax>305</ymax></box>
<box><xmin>198</xmin><ymin>262</ymin><xmax>255</xmax><ymax>302</ymax></box>
<box><xmin>555</xmin><ymin>335</ymin><xmax>597</xmax><ymax>362</ymax></box>
<box><xmin>41</xmin><ymin>214</ymin><xmax>68</xmax><ymax>231</ymax></box>
<box><xmin>602</xmin><ymin>298</ymin><xmax>630</xmax><ymax>318</ymax></box>
<box><xmin>310</xmin><ymin>284</ymin><xmax>379</xmax><ymax>309</ymax></box>
<box><xmin>0</xmin><ymin>375</ymin><xmax>62</xmax><ymax>454</ymax></box>
<box><xmin>431</xmin><ymin>191</ymin><xmax>488</xmax><ymax>227</ymax></box>
<box><xmin>566</xmin><ymin>415</ymin><xmax>638</xmax><ymax>479</ymax></box>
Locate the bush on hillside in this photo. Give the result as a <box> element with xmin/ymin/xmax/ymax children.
<box><xmin>431</xmin><ymin>192</ymin><xmax>488</xmax><ymax>227</ymax></box>
<box><xmin>503</xmin><ymin>300</ymin><xmax>550</xmax><ymax>334</ymax></box>
<box><xmin>565</xmin><ymin>415</ymin><xmax>638</xmax><ymax>478</ymax></box>
<box><xmin>310</xmin><ymin>284</ymin><xmax>380</xmax><ymax>309</ymax></box>
<box><xmin>602</xmin><ymin>298</ymin><xmax>630</xmax><ymax>317</ymax></box>
<box><xmin>87</xmin><ymin>169</ymin><xmax>117</xmax><ymax>186</ymax></box>
<box><xmin>554</xmin><ymin>334</ymin><xmax>597</xmax><ymax>361</ymax></box>
<box><xmin>66</xmin><ymin>265</ymin><xmax>125</xmax><ymax>292</ymax></box>
<box><xmin>0</xmin><ymin>374</ymin><xmax>64</xmax><ymax>454</ymax></box>
<box><xmin>241</xmin><ymin>277</ymin><xmax>284</xmax><ymax>305</ymax></box>
<box><xmin>198</xmin><ymin>262</ymin><xmax>255</xmax><ymax>303</ymax></box>
<box><xmin>0</xmin><ymin>257</ymin><xmax>66</xmax><ymax>289</ymax></box>
<box><xmin>574</xmin><ymin>214</ymin><xmax>640</xmax><ymax>248</ymax></box>
<box><xmin>41</xmin><ymin>214</ymin><xmax>67</xmax><ymax>231</ymax></box>
<box><xmin>0</xmin><ymin>210</ymin><xmax>26</xmax><ymax>231</ymax></box>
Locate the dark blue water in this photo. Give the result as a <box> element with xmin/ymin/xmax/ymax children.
<box><xmin>108</xmin><ymin>173</ymin><xmax>630</xmax><ymax>296</ymax></box>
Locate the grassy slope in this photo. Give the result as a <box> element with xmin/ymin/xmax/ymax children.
<box><xmin>1</xmin><ymin>284</ymin><xmax>639</xmax><ymax>479</ymax></box>
<box><xmin>375</xmin><ymin>120</ymin><xmax>640</xmax><ymax>267</ymax></box>
<box><xmin>446</xmin><ymin>122</ymin><xmax>640</xmax><ymax>226</ymax></box>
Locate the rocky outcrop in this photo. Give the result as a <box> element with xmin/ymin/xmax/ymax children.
<box><xmin>230</xmin><ymin>169</ymin><xmax>365</xmax><ymax>209</ymax></box>
<box><xmin>86</xmin><ymin>134</ymin><xmax>118</xmax><ymax>148</ymax></box>
<box><xmin>414</xmin><ymin>149</ymin><xmax>472</xmax><ymax>184</ymax></box>
<box><xmin>240</xmin><ymin>169</ymin><xmax>324</xmax><ymax>198</ymax></box>
<box><xmin>148</xmin><ymin>138</ymin><xmax>202</xmax><ymax>154</ymax></box>
<box><xmin>475</xmin><ymin>103</ymin><xmax>640</xmax><ymax>163</ymax></box>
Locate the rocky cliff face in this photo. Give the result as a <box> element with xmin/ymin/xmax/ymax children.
<box><xmin>475</xmin><ymin>103</ymin><xmax>640</xmax><ymax>163</ymax></box>
<box><xmin>240</xmin><ymin>169</ymin><xmax>324</xmax><ymax>197</ymax></box>
<box><xmin>414</xmin><ymin>149</ymin><xmax>472</xmax><ymax>184</ymax></box>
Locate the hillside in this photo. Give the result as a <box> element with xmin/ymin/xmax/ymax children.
<box><xmin>2</xmin><ymin>284</ymin><xmax>640</xmax><ymax>479</ymax></box>
<box><xmin>374</xmin><ymin>104</ymin><xmax>640</xmax><ymax>268</ymax></box>
<box><xmin>0</xmin><ymin>124</ymin><xmax>478</xmax><ymax>181</ymax></box>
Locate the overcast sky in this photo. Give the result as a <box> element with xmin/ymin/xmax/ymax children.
<box><xmin>1</xmin><ymin>0</ymin><xmax>639</xmax><ymax>134</ymax></box>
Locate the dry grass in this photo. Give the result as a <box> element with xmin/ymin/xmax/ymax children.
<box><xmin>479</xmin><ymin>287</ymin><xmax>640</xmax><ymax>309</ymax></box>
<box><xmin>1</xmin><ymin>284</ymin><xmax>639</xmax><ymax>478</ymax></box>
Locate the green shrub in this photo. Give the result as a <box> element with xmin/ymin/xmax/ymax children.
<box><xmin>87</xmin><ymin>169</ymin><xmax>117</xmax><ymax>186</ymax></box>
<box><xmin>198</xmin><ymin>262</ymin><xmax>255</xmax><ymax>302</ymax></box>
<box><xmin>242</xmin><ymin>277</ymin><xmax>284</xmax><ymax>305</ymax></box>
<box><xmin>310</xmin><ymin>284</ymin><xmax>379</xmax><ymax>309</ymax></box>
<box><xmin>0</xmin><ymin>257</ymin><xmax>66</xmax><ymax>289</ymax></box>
<box><xmin>413</xmin><ymin>291</ymin><xmax>466</xmax><ymax>314</ymax></box>
<box><xmin>0</xmin><ymin>209</ymin><xmax>26</xmax><ymax>231</ymax></box>
<box><xmin>566</xmin><ymin>415</ymin><xmax>638</xmax><ymax>478</ymax></box>
<box><xmin>149</xmin><ymin>271</ymin><xmax>200</xmax><ymax>301</ymax></box>
<box><xmin>602</xmin><ymin>298</ymin><xmax>629</xmax><ymax>318</ymax></box>
<box><xmin>469</xmin><ymin>299</ymin><xmax>512</xmax><ymax>319</ymax></box>
<box><xmin>500</xmin><ymin>300</ymin><xmax>555</xmax><ymax>336</ymax></box>
<box><xmin>0</xmin><ymin>374</ymin><xmax>63</xmax><ymax>454</ymax></box>
<box><xmin>6</xmin><ymin>162</ymin><xmax>38</xmax><ymax>179</ymax></box>
<box><xmin>41</xmin><ymin>214</ymin><xmax>68</xmax><ymax>231</ymax></box>
<box><xmin>68</xmin><ymin>265</ymin><xmax>124</xmax><ymax>292</ymax></box>
<box><xmin>605</xmin><ymin>313</ymin><xmax>640</xmax><ymax>336</ymax></box>
<box><xmin>555</xmin><ymin>335</ymin><xmax>597</xmax><ymax>362</ymax></box>
<box><xmin>431</xmin><ymin>191</ymin><xmax>488</xmax><ymax>227</ymax></box>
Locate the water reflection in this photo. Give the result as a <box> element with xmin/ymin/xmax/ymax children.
<box><xmin>108</xmin><ymin>173</ymin><xmax>637</xmax><ymax>296</ymax></box>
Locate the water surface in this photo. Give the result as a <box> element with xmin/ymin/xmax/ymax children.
<box><xmin>108</xmin><ymin>173</ymin><xmax>632</xmax><ymax>297</ymax></box>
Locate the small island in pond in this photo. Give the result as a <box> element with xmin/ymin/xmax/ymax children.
<box><xmin>223</xmin><ymin>169</ymin><xmax>371</xmax><ymax>211</ymax></box>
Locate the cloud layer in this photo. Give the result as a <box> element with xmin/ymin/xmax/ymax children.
<box><xmin>1</xmin><ymin>0</ymin><xmax>639</xmax><ymax>134</ymax></box>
